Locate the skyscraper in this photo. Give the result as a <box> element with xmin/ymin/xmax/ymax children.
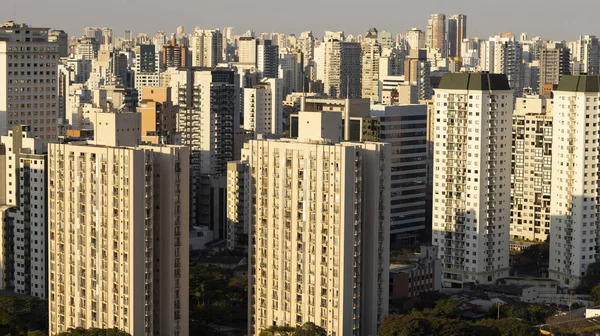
<box><xmin>0</xmin><ymin>126</ymin><xmax>47</xmax><ymax>298</ymax></box>
<box><xmin>134</xmin><ymin>44</ymin><xmax>160</xmax><ymax>101</ymax></box>
<box><xmin>404</xmin><ymin>50</ymin><xmax>432</xmax><ymax>100</ymax></box>
<box><xmin>0</xmin><ymin>21</ymin><xmax>59</xmax><ymax>143</ymax></box>
<box><xmin>362</xmin><ymin>29</ymin><xmax>382</xmax><ymax>102</ymax></box>
<box><xmin>447</xmin><ymin>14</ymin><xmax>467</xmax><ymax>58</ymax></box>
<box><xmin>47</xmin><ymin>114</ymin><xmax>189</xmax><ymax>335</ymax></box>
<box><xmin>323</xmin><ymin>38</ymin><xmax>362</xmax><ymax>99</ymax></box>
<box><xmin>161</xmin><ymin>37</ymin><xmax>188</xmax><ymax>69</ymax></box>
<box><xmin>549</xmin><ymin>75</ymin><xmax>600</xmax><ymax>288</ymax></box>
<box><xmin>243</xmin><ymin>78</ymin><xmax>283</xmax><ymax>135</ymax></box>
<box><xmin>426</xmin><ymin>14</ymin><xmax>446</xmax><ymax>57</ymax></box>
<box><xmin>257</xmin><ymin>39</ymin><xmax>279</xmax><ymax>78</ymax></box>
<box><xmin>405</xmin><ymin>28</ymin><xmax>425</xmax><ymax>51</ymax></box>
<box><xmin>244</xmin><ymin>111</ymin><xmax>390</xmax><ymax>335</ymax></box>
<box><xmin>432</xmin><ymin>73</ymin><xmax>513</xmax><ymax>287</ymax></box>
<box><xmin>481</xmin><ymin>34</ymin><xmax>524</xmax><ymax>96</ymax></box>
<box><xmin>191</xmin><ymin>29</ymin><xmax>224</xmax><ymax>68</ymax></box>
<box><xmin>510</xmin><ymin>95</ymin><xmax>553</xmax><ymax>242</ymax></box>
<box><xmin>539</xmin><ymin>42</ymin><xmax>571</xmax><ymax>86</ymax></box>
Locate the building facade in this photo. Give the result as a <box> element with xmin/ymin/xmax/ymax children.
<box><xmin>47</xmin><ymin>127</ymin><xmax>189</xmax><ymax>335</ymax></box>
<box><xmin>549</xmin><ymin>75</ymin><xmax>600</xmax><ymax>288</ymax></box>
<box><xmin>0</xmin><ymin>21</ymin><xmax>59</xmax><ymax>143</ymax></box>
<box><xmin>510</xmin><ymin>95</ymin><xmax>553</xmax><ymax>242</ymax></box>
<box><xmin>243</xmin><ymin>78</ymin><xmax>283</xmax><ymax>136</ymax></box>
<box><xmin>432</xmin><ymin>73</ymin><xmax>513</xmax><ymax>287</ymax></box>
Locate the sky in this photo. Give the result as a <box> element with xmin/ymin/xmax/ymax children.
<box><xmin>5</xmin><ymin>0</ymin><xmax>600</xmax><ymax>41</ymax></box>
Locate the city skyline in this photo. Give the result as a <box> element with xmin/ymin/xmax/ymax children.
<box><xmin>6</xmin><ymin>0</ymin><xmax>600</xmax><ymax>40</ymax></box>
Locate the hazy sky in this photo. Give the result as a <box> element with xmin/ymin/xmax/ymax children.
<box><xmin>6</xmin><ymin>0</ymin><xmax>600</xmax><ymax>40</ymax></box>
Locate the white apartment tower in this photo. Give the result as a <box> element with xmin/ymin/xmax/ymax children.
<box><xmin>0</xmin><ymin>126</ymin><xmax>47</xmax><ymax>298</ymax></box>
<box><xmin>243</xmin><ymin>78</ymin><xmax>283</xmax><ymax>135</ymax></box>
<box><xmin>0</xmin><ymin>21</ymin><xmax>59</xmax><ymax>143</ymax></box>
<box><xmin>432</xmin><ymin>73</ymin><xmax>513</xmax><ymax>287</ymax></box>
<box><xmin>362</xmin><ymin>32</ymin><xmax>382</xmax><ymax>102</ymax></box>
<box><xmin>481</xmin><ymin>34</ymin><xmax>524</xmax><ymax>96</ymax></box>
<box><xmin>549</xmin><ymin>75</ymin><xmax>600</xmax><ymax>288</ymax></box>
<box><xmin>47</xmin><ymin>115</ymin><xmax>189</xmax><ymax>335</ymax></box>
<box><xmin>510</xmin><ymin>96</ymin><xmax>553</xmax><ymax>242</ymax></box>
<box><xmin>245</xmin><ymin>112</ymin><xmax>390</xmax><ymax>335</ymax></box>
<box><xmin>323</xmin><ymin>39</ymin><xmax>362</xmax><ymax>99</ymax></box>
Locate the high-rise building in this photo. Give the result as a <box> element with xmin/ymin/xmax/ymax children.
<box><xmin>0</xmin><ymin>21</ymin><xmax>59</xmax><ymax>143</ymax></box>
<box><xmin>432</xmin><ymin>73</ymin><xmax>513</xmax><ymax>287</ymax></box>
<box><xmin>0</xmin><ymin>126</ymin><xmax>47</xmax><ymax>298</ymax></box>
<box><xmin>134</xmin><ymin>45</ymin><xmax>160</xmax><ymax>101</ymax></box>
<box><xmin>404</xmin><ymin>50</ymin><xmax>432</xmax><ymax>100</ymax></box>
<box><xmin>238</xmin><ymin>37</ymin><xmax>257</xmax><ymax>65</ymax></box>
<box><xmin>549</xmin><ymin>75</ymin><xmax>600</xmax><ymax>288</ymax></box>
<box><xmin>244</xmin><ymin>111</ymin><xmax>390</xmax><ymax>335</ymax></box>
<box><xmin>323</xmin><ymin>39</ymin><xmax>362</xmax><ymax>98</ymax></box>
<box><xmin>368</xmin><ymin>105</ymin><xmax>428</xmax><ymax>241</ymax></box>
<box><xmin>243</xmin><ymin>78</ymin><xmax>283</xmax><ymax>135</ymax></box>
<box><xmin>405</xmin><ymin>28</ymin><xmax>425</xmax><ymax>51</ymax></box>
<box><xmin>572</xmin><ymin>35</ymin><xmax>599</xmax><ymax>75</ymax></box>
<box><xmin>278</xmin><ymin>50</ymin><xmax>304</xmax><ymax>95</ymax></box>
<box><xmin>170</xmin><ymin>66</ymin><xmax>239</xmax><ymax>227</ymax></box>
<box><xmin>47</xmin><ymin>114</ymin><xmax>189</xmax><ymax>335</ymax></box>
<box><xmin>362</xmin><ymin>29</ymin><xmax>382</xmax><ymax>102</ymax></box>
<box><xmin>191</xmin><ymin>29</ymin><xmax>223</xmax><ymax>68</ymax></box>
<box><xmin>138</xmin><ymin>87</ymin><xmax>178</xmax><ymax>144</ymax></box>
<box><xmin>225</xmin><ymin>161</ymin><xmax>250</xmax><ymax>252</ymax></box>
<box><xmin>257</xmin><ymin>39</ymin><xmax>279</xmax><ymax>78</ymax></box>
<box><xmin>481</xmin><ymin>34</ymin><xmax>524</xmax><ymax>95</ymax></box>
<box><xmin>426</xmin><ymin>14</ymin><xmax>446</xmax><ymax>57</ymax></box>
<box><xmin>539</xmin><ymin>42</ymin><xmax>570</xmax><ymax>87</ymax></box>
<box><xmin>161</xmin><ymin>37</ymin><xmax>187</xmax><ymax>69</ymax></box>
<box><xmin>447</xmin><ymin>14</ymin><xmax>467</xmax><ymax>58</ymax></box>
<box><xmin>48</xmin><ymin>30</ymin><xmax>69</xmax><ymax>57</ymax></box>
<box><xmin>510</xmin><ymin>95</ymin><xmax>553</xmax><ymax>242</ymax></box>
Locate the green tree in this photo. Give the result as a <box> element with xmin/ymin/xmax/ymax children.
<box><xmin>591</xmin><ymin>283</ymin><xmax>600</xmax><ymax>305</ymax></box>
<box><xmin>294</xmin><ymin>322</ymin><xmax>326</xmax><ymax>336</ymax></box>
<box><xmin>432</xmin><ymin>318</ymin><xmax>472</xmax><ymax>335</ymax></box>
<box><xmin>432</xmin><ymin>299</ymin><xmax>460</xmax><ymax>319</ymax></box>
<box><xmin>259</xmin><ymin>325</ymin><xmax>296</xmax><ymax>336</ymax></box>
<box><xmin>474</xmin><ymin>318</ymin><xmax>537</xmax><ymax>336</ymax></box>
<box><xmin>378</xmin><ymin>314</ymin><xmax>432</xmax><ymax>336</ymax></box>
<box><xmin>56</xmin><ymin>328</ymin><xmax>131</xmax><ymax>336</ymax></box>
<box><xmin>578</xmin><ymin>262</ymin><xmax>600</xmax><ymax>293</ymax></box>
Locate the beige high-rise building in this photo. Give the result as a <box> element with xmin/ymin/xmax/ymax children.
<box><xmin>323</xmin><ymin>39</ymin><xmax>362</xmax><ymax>98</ymax></box>
<box><xmin>244</xmin><ymin>111</ymin><xmax>390</xmax><ymax>336</ymax></box>
<box><xmin>510</xmin><ymin>96</ymin><xmax>553</xmax><ymax>243</ymax></box>
<box><xmin>191</xmin><ymin>29</ymin><xmax>223</xmax><ymax>68</ymax></box>
<box><xmin>426</xmin><ymin>14</ymin><xmax>446</xmax><ymax>57</ymax></box>
<box><xmin>138</xmin><ymin>87</ymin><xmax>178</xmax><ymax>144</ymax></box>
<box><xmin>0</xmin><ymin>21</ymin><xmax>59</xmax><ymax>143</ymax></box>
<box><xmin>47</xmin><ymin>114</ymin><xmax>189</xmax><ymax>335</ymax></box>
<box><xmin>539</xmin><ymin>42</ymin><xmax>571</xmax><ymax>87</ymax></box>
<box><xmin>361</xmin><ymin>33</ymin><xmax>382</xmax><ymax>102</ymax></box>
<box><xmin>238</xmin><ymin>37</ymin><xmax>257</xmax><ymax>65</ymax></box>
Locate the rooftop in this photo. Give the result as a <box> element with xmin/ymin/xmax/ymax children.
<box><xmin>556</xmin><ymin>75</ymin><xmax>600</xmax><ymax>93</ymax></box>
<box><xmin>438</xmin><ymin>72</ymin><xmax>511</xmax><ymax>91</ymax></box>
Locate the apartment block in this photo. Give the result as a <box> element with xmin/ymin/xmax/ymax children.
<box><xmin>510</xmin><ymin>95</ymin><xmax>553</xmax><ymax>242</ymax></box>
<box><xmin>549</xmin><ymin>75</ymin><xmax>600</xmax><ymax>288</ymax></box>
<box><xmin>245</xmin><ymin>113</ymin><xmax>390</xmax><ymax>335</ymax></box>
<box><xmin>0</xmin><ymin>126</ymin><xmax>47</xmax><ymax>298</ymax></box>
<box><xmin>47</xmin><ymin>117</ymin><xmax>189</xmax><ymax>335</ymax></box>
<box><xmin>432</xmin><ymin>73</ymin><xmax>513</xmax><ymax>287</ymax></box>
<box><xmin>138</xmin><ymin>87</ymin><xmax>178</xmax><ymax>144</ymax></box>
<box><xmin>0</xmin><ymin>21</ymin><xmax>59</xmax><ymax>143</ymax></box>
<box><xmin>243</xmin><ymin>78</ymin><xmax>283</xmax><ymax>136</ymax></box>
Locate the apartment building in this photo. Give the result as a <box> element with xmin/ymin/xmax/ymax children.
<box><xmin>243</xmin><ymin>78</ymin><xmax>283</xmax><ymax>136</ymax></box>
<box><xmin>245</xmin><ymin>112</ymin><xmax>390</xmax><ymax>336</ymax></box>
<box><xmin>549</xmin><ymin>75</ymin><xmax>600</xmax><ymax>288</ymax></box>
<box><xmin>47</xmin><ymin>114</ymin><xmax>189</xmax><ymax>335</ymax></box>
<box><xmin>510</xmin><ymin>95</ymin><xmax>553</xmax><ymax>242</ymax></box>
<box><xmin>0</xmin><ymin>21</ymin><xmax>59</xmax><ymax>143</ymax></box>
<box><xmin>0</xmin><ymin>126</ymin><xmax>47</xmax><ymax>298</ymax></box>
<box><xmin>432</xmin><ymin>73</ymin><xmax>513</xmax><ymax>287</ymax></box>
